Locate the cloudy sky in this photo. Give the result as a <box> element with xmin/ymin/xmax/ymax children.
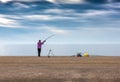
<box><xmin>0</xmin><ymin>0</ymin><xmax>120</xmax><ymax>44</ymax></box>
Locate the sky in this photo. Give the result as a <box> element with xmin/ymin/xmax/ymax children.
<box><xmin>0</xmin><ymin>0</ymin><xmax>120</xmax><ymax>44</ymax></box>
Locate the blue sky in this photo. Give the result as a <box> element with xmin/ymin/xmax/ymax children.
<box><xmin>0</xmin><ymin>0</ymin><xmax>120</xmax><ymax>44</ymax></box>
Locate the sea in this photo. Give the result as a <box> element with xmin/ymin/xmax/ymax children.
<box><xmin>0</xmin><ymin>44</ymin><xmax>120</xmax><ymax>56</ymax></box>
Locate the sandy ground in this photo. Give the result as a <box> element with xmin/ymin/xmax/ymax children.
<box><xmin>0</xmin><ymin>56</ymin><xmax>120</xmax><ymax>82</ymax></box>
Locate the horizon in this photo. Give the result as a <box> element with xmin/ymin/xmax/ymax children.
<box><xmin>0</xmin><ymin>44</ymin><xmax>120</xmax><ymax>56</ymax></box>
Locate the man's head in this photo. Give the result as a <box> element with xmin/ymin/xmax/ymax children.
<box><xmin>39</xmin><ymin>40</ymin><xmax>41</xmax><ymax>42</ymax></box>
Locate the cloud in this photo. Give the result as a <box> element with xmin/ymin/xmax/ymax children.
<box><xmin>0</xmin><ymin>0</ymin><xmax>85</xmax><ymax>4</ymax></box>
<box><xmin>24</xmin><ymin>14</ymin><xmax>75</xmax><ymax>21</ymax></box>
<box><xmin>107</xmin><ymin>0</ymin><xmax>114</xmax><ymax>3</ymax></box>
<box><xmin>35</xmin><ymin>25</ymin><xmax>68</xmax><ymax>34</ymax></box>
<box><xmin>46</xmin><ymin>0</ymin><xmax>56</xmax><ymax>3</ymax></box>
<box><xmin>83</xmin><ymin>10</ymin><xmax>117</xmax><ymax>16</ymax></box>
<box><xmin>22</xmin><ymin>9</ymin><xmax>119</xmax><ymax>30</ymax></box>
<box><xmin>73</xmin><ymin>9</ymin><xmax>119</xmax><ymax>26</ymax></box>
<box><xmin>49</xmin><ymin>29</ymin><xmax>67</xmax><ymax>34</ymax></box>
<box><xmin>0</xmin><ymin>0</ymin><xmax>12</xmax><ymax>3</ymax></box>
<box><xmin>0</xmin><ymin>0</ymin><xmax>40</xmax><ymax>3</ymax></box>
<box><xmin>24</xmin><ymin>15</ymin><xmax>53</xmax><ymax>21</ymax></box>
<box><xmin>44</xmin><ymin>9</ymin><xmax>75</xmax><ymax>14</ymax></box>
<box><xmin>43</xmin><ymin>26</ymin><xmax>68</xmax><ymax>34</ymax></box>
<box><xmin>78</xmin><ymin>27</ymin><xmax>120</xmax><ymax>31</ymax></box>
<box><xmin>104</xmin><ymin>2</ymin><xmax>120</xmax><ymax>9</ymax></box>
<box><xmin>0</xmin><ymin>0</ymin><xmax>120</xmax><ymax>4</ymax></box>
<box><xmin>0</xmin><ymin>15</ymin><xmax>21</xmax><ymax>28</ymax></box>
<box><xmin>13</xmin><ymin>2</ymin><xmax>30</xmax><ymax>8</ymax></box>
<box><xmin>46</xmin><ymin>0</ymin><xmax>85</xmax><ymax>4</ymax></box>
<box><xmin>75</xmin><ymin>10</ymin><xmax>118</xmax><ymax>17</ymax></box>
<box><xmin>43</xmin><ymin>8</ymin><xmax>118</xmax><ymax>21</ymax></box>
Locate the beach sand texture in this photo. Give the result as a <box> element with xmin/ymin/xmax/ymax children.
<box><xmin>0</xmin><ymin>56</ymin><xmax>120</xmax><ymax>82</ymax></box>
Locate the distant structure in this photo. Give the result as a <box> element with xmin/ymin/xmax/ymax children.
<box><xmin>83</xmin><ymin>52</ymin><xmax>89</xmax><ymax>57</ymax></box>
<box><xmin>77</xmin><ymin>53</ymin><xmax>82</xmax><ymax>57</ymax></box>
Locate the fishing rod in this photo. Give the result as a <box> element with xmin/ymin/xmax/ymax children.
<box><xmin>44</xmin><ymin>34</ymin><xmax>55</xmax><ymax>41</ymax></box>
<box><xmin>44</xmin><ymin>34</ymin><xmax>55</xmax><ymax>57</ymax></box>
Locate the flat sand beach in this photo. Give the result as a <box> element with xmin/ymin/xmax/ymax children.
<box><xmin>0</xmin><ymin>56</ymin><xmax>120</xmax><ymax>82</ymax></box>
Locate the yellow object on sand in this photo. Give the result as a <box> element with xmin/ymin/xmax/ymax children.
<box><xmin>83</xmin><ymin>52</ymin><xmax>89</xmax><ymax>57</ymax></box>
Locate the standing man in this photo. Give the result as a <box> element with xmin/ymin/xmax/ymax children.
<box><xmin>37</xmin><ymin>40</ymin><xmax>46</xmax><ymax>57</ymax></box>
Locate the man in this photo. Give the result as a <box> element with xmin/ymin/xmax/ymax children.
<box><xmin>37</xmin><ymin>40</ymin><xmax>46</xmax><ymax>57</ymax></box>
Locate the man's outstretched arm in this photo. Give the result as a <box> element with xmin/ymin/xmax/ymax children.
<box><xmin>41</xmin><ymin>40</ymin><xmax>46</xmax><ymax>44</ymax></box>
